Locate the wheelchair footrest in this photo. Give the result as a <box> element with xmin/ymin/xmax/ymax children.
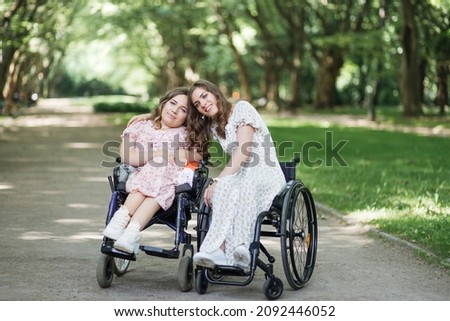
<box><xmin>101</xmin><ymin>240</ymin><xmax>137</xmax><ymax>261</ymax></box>
<box><xmin>213</xmin><ymin>265</ymin><xmax>250</xmax><ymax>276</ymax></box>
<box><xmin>141</xmin><ymin>245</ymin><xmax>179</xmax><ymax>259</ymax></box>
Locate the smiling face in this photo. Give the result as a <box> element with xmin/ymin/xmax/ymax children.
<box><xmin>160</xmin><ymin>94</ymin><xmax>188</xmax><ymax>129</ymax></box>
<box><xmin>190</xmin><ymin>87</ymin><xmax>220</xmax><ymax>118</ymax></box>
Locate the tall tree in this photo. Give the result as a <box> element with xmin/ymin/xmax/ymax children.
<box><xmin>434</xmin><ymin>31</ymin><xmax>450</xmax><ymax>116</ymax></box>
<box><xmin>419</xmin><ymin>0</ymin><xmax>449</xmax><ymax>116</ymax></box>
<box><xmin>365</xmin><ymin>0</ymin><xmax>387</xmax><ymax>121</ymax></box>
<box><xmin>1</xmin><ymin>0</ymin><xmax>84</xmax><ymax>114</ymax></box>
<box><xmin>212</xmin><ymin>1</ymin><xmax>252</xmax><ymax>101</ymax></box>
<box><xmin>273</xmin><ymin>0</ymin><xmax>306</xmax><ymax>110</ymax></box>
<box><xmin>307</xmin><ymin>0</ymin><xmax>373</xmax><ymax>109</ymax></box>
<box><xmin>2</xmin><ymin>0</ymin><xmax>33</xmax><ymax>115</ymax></box>
<box><xmin>399</xmin><ymin>0</ymin><xmax>422</xmax><ymax>116</ymax></box>
<box><xmin>244</xmin><ymin>0</ymin><xmax>307</xmax><ymax>110</ymax></box>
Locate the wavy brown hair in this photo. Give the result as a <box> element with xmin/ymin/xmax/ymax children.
<box><xmin>149</xmin><ymin>87</ymin><xmax>189</xmax><ymax>129</ymax></box>
<box><xmin>186</xmin><ymin>80</ymin><xmax>232</xmax><ymax>159</ymax></box>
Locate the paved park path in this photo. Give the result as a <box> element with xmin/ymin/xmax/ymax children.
<box><xmin>0</xmin><ymin>98</ymin><xmax>449</xmax><ymax>301</ymax></box>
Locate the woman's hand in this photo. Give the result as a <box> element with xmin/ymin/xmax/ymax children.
<box><xmin>203</xmin><ymin>181</ymin><xmax>217</xmax><ymax>207</ymax></box>
<box><xmin>127</xmin><ymin>113</ymin><xmax>152</xmax><ymax>127</ymax></box>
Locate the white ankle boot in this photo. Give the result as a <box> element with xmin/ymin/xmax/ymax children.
<box><xmin>233</xmin><ymin>245</ymin><xmax>250</xmax><ymax>269</ymax></box>
<box><xmin>114</xmin><ymin>221</ymin><xmax>141</xmax><ymax>254</ymax></box>
<box><xmin>103</xmin><ymin>206</ymin><xmax>130</xmax><ymax>240</ymax></box>
<box><xmin>193</xmin><ymin>249</ymin><xmax>228</xmax><ymax>268</ymax></box>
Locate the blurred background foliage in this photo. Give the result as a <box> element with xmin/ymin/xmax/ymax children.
<box><xmin>1</xmin><ymin>0</ymin><xmax>449</xmax><ymax>117</ymax></box>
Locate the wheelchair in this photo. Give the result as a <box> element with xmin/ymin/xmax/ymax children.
<box><xmin>194</xmin><ymin>157</ymin><xmax>318</xmax><ymax>300</ymax></box>
<box><xmin>96</xmin><ymin>158</ymin><xmax>209</xmax><ymax>292</ymax></box>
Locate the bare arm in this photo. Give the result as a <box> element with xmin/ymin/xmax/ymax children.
<box><xmin>127</xmin><ymin>113</ymin><xmax>152</xmax><ymax>127</ymax></box>
<box><xmin>120</xmin><ymin>138</ymin><xmax>200</xmax><ymax>167</ymax></box>
<box><xmin>218</xmin><ymin>125</ymin><xmax>255</xmax><ymax>178</ymax></box>
<box><xmin>119</xmin><ymin>138</ymin><xmax>149</xmax><ymax>167</ymax></box>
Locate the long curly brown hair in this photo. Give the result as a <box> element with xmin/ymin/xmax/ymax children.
<box><xmin>186</xmin><ymin>80</ymin><xmax>232</xmax><ymax>159</ymax></box>
<box><xmin>150</xmin><ymin>87</ymin><xmax>189</xmax><ymax>129</ymax></box>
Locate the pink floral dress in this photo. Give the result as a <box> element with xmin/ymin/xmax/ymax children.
<box><xmin>122</xmin><ymin>120</ymin><xmax>188</xmax><ymax>210</ymax></box>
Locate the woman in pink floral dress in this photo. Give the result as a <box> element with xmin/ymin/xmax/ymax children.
<box><xmin>103</xmin><ymin>87</ymin><xmax>195</xmax><ymax>254</ymax></box>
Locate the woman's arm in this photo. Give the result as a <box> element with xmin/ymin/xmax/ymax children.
<box><xmin>121</xmin><ymin>141</ymin><xmax>200</xmax><ymax>167</ymax></box>
<box><xmin>203</xmin><ymin>125</ymin><xmax>254</xmax><ymax>206</ymax></box>
<box><xmin>127</xmin><ymin>113</ymin><xmax>152</xmax><ymax>127</ymax></box>
<box><xmin>219</xmin><ymin>124</ymin><xmax>255</xmax><ymax>178</ymax></box>
<box><xmin>119</xmin><ymin>139</ymin><xmax>150</xmax><ymax>167</ymax></box>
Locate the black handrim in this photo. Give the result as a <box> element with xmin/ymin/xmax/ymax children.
<box><xmin>281</xmin><ymin>182</ymin><xmax>318</xmax><ymax>289</ymax></box>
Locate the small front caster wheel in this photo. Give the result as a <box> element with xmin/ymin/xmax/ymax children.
<box><xmin>96</xmin><ymin>254</ymin><xmax>115</xmax><ymax>288</ymax></box>
<box><xmin>114</xmin><ymin>258</ymin><xmax>130</xmax><ymax>277</ymax></box>
<box><xmin>195</xmin><ymin>270</ymin><xmax>208</xmax><ymax>294</ymax></box>
<box><xmin>263</xmin><ymin>277</ymin><xmax>283</xmax><ymax>300</ymax></box>
<box><xmin>178</xmin><ymin>255</ymin><xmax>194</xmax><ymax>292</ymax></box>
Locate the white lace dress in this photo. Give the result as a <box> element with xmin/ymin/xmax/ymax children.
<box><xmin>200</xmin><ymin>101</ymin><xmax>286</xmax><ymax>265</ymax></box>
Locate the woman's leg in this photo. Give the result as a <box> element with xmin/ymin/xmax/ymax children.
<box><xmin>123</xmin><ymin>191</ymin><xmax>147</xmax><ymax>215</ymax></box>
<box><xmin>113</xmin><ymin>197</ymin><xmax>161</xmax><ymax>254</ymax></box>
<box><xmin>103</xmin><ymin>191</ymin><xmax>146</xmax><ymax>240</ymax></box>
<box><xmin>129</xmin><ymin>198</ymin><xmax>161</xmax><ymax>230</ymax></box>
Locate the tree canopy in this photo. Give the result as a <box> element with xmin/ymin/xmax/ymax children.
<box><xmin>1</xmin><ymin>0</ymin><xmax>449</xmax><ymax>116</ymax></box>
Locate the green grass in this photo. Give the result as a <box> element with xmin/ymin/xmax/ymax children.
<box><xmin>265</xmin><ymin>118</ymin><xmax>450</xmax><ymax>260</ymax></box>
<box><xmin>297</xmin><ymin>104</ymin><xmax>450</xmax><ymax>129</ymax></box>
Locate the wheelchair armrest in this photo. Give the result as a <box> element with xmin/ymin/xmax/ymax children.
<box><xmin>175</xmin><ymin>183</ymin><xmax>193</xmax><ymax>194</ymax></box>
<box><xmin>270</xmin><ymin>180</ymin><xmax>295</xmax><ymax>211</ymax></box>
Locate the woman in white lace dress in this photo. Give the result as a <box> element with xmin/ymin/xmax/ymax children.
<box><xmin>187</xmin><ymin>80</ymin><xmax>286</xmax><ymax>269</ymax></box>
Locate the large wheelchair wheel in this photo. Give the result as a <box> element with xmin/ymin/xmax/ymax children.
<box><xmin>280</xmin><ymin>180</ymin><xmax>318</xmax><ymax>290</ymax></box>
<box><xmin>96</xmin><ymin>254</ymin><xmax>115</xmax><ymax>288</ymax></box>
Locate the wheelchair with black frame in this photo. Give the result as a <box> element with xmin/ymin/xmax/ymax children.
<box><xmin>96</xmin><ymin>158</ymin><xmax>209</xmax><ymax>292</ymax></box>
<box><xmin>194</xmin><ymin>157</ymin><xmax>318</xmax><ymax>300</ymax></box>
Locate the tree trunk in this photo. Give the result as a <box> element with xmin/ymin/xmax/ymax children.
<box><xmin>263</xmin><ymin>51</ymin><xmax>279</xmax><ymax>111</ymax></box>
<box><xmin>436</xmin><ymin>63</ymin><xmax>448</xmax><ymax>116</ymax></box>
<box><xmin>400</xmin><ymin>0</ymin><xmax>422</xmax><ymax>117</ymax></box>
<box><xmin>1</xmin><ymin>0</ymin><xmax>24</xmax><ymax>98</ymax></box>
<box><xmin>314</xmin><ymin>49</ymin><xmax>343</xmax><ymax>109</ymax></box>
<box><xmin>2</xmin><ymin>49</ymin><xmax>23</xmax><ymax>115</ymax></box>
<box><xmin>288</xmin><ymin>65</ymin><xmax>300</xmax><ymax>111</ymax></box>
<box><xmin>1</xmin><ymin>47</ymin><xmax>16</xmax><ymax>98</ymax></box>
<box><xmin>366</xmin><ymin>0</ymin><xmax>387</xmax><ymax>121</ymax></box>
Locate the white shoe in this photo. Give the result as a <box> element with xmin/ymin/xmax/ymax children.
<box><xmin>233</xmin><ymin>245</ymin><xmax>250</xmax><ymax>269</ymax></box>
<box><xmin>114</xmin><ymin>221</ymin><xmax>141</xmax><ymax>254</ymax></box>
<box><xmin>193</xmin><ymin>249</ymin><xmax>227</xmax><ymax>268</ymax></box>
<box><xmin>103</xmin><ymin>206</ymin><xmax>130</xmax><ymax>240</ymax></box>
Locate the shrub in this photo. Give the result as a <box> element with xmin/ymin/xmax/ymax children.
<box><xmin>93</xmin><ymin>102</ymin><xmax>151</xmax><ymax>113</ymax></box>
